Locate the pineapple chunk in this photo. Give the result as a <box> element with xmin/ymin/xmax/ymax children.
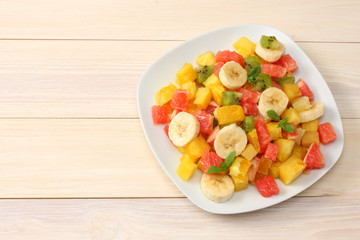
<box><xmin>257</xmin><ymin>156</ymin><xmax>273</xmax><ymax>175</ymax></box>
<box><xmin>196</xmin><ymin>51</ymin><xmax>216</xmax><ymax>66</ymax></box>
<box><xmin>216</xmin><ymin>105</ymin><xmax>245</xmax><ymax>125</ymax></box>
<box><xmin>177</xmin><ymin>146</ymin><xmax>186</xmax><ymax>154</ymax></box>
<box><xmin>229</xmin><ymin>157</ymin><xmax>252</xmax><ymax>177</ymax></box>
<box><xmin>194</xmin><ymin>87</ymin><xmax>212</xmax><ymax>109</ymax></box>
<box><xmin>302</xmin><ymin>131</ymin><xmax>319</xmax><ymax>147</ymax></box>
<box><xmin>176</xmin><ymin>63</ymin><xmax>197</xmax><ymax>86</ymax></box>
<box><xmin>229</xmin><ymin>157</ymin><xmax>251</xmax><ymax>191</ymax></box>
<box><xmin>247</xmin><ymin>129</ymin><xmax>260</xmax><ymax>152</ymax></box>
<box><xmin>180</xmin><ymin>81</ymin><xmax>197</xmax><ymax>100</ymax></box>
<box><xmin>186</xmin><ymin>102</ymin><xmax>200</xmax><ymax>114</ymax></box>
<box><xmin>233</xmin><ymin>37</ymin><xmax>256</xmax><ymax>58</ymax></box>
<box><xmin>291</xmin><ymin>144</ymin><xmax>307</xmax><ymax>160</ymax></box>
<box><xmin>254</xmin><ymin>172</ymin><xmax>267</xmax><ymax>182</ymax></box>
<box><xmin>155</xmin><ymin>83</ymin><xmax>177</xmax><ymax>106</ymax></box>
<box><xmin>274</xmin><ymin>139</ymin><xmax>295</xmax><ymax>162</ymax></box>
<box><xmin>266</xmin><ymin>122</ymin><xmax>282</xmax><ymax>141</ymax></box>
<box><xmin>185</xmin><ymin>135</ymin><xmax>210</xmax><ymax>160</ymax></box>
<box><xmin>176</xmin><ymin>158</ymin><xmax>198</xmax><ymax>181</ymax></box>
<box><xmin>279</xmin><ymin>156</ymin><xmax>306</xmax><ymax>185</ymax></box>
<box><xmin>180</xmin><ymin>154</ymin><xmax>197</xmax><ymax>164</ymax></box>
<box><xmin>231</xmin><ymin>174</ymin><xmax>249</xmax><ymax>191</ymax></box>
<box><xmin>269</xmin><ymin>161</ymin><xmax>282</xmax><ymax>179</ymax></box>
<box><xmin>292</xmin><ymin>96</ymin><xmax>311</xmax><ymax>111</ymax></box>
<box><xmin>240</xmin><ymin>144</ymin><xmax>259</xmax><ymax>161</ymax></box>
<box><xmin>281</xmin><ymin>107</ymin><xmax>302</xmax><ymax>125</ymax></box>
<box><xmin>203</xmin><ymin>74</ymin><xmax>225</xmax><ymax>106</ymax></box>
<box><xmin>283</xmin><ymin>83</ymin><xmax>302</xmax><ymax>102</ymax></box>
<box><xmin>302</xmin><ymin>119</ymin><xmax>319</xmax><ymax>132</ymax></box>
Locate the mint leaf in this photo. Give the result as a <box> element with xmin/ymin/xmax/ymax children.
<box><xmin>267</xmin><ymin>110</ymin><xmax>280</xmax><ymax>121</ymax></box>
<box><xmin>207</xmin><ymin>151</ymin><xmax>237</xmax><ymax>174</ymax></box>
<box><xmin>225</xmin><ymin>151</ymin><xmax>236</xmax><ymax>168</ymax></box>
<box><xmin>220</xmin><ymin>162</ymin><xmax>227</xmax><ymax>169</ymax></box>
<box><xmin>247</xmin><ymin>65</ymin><xmax>261</xmax><ymax>84</ymax></box>
<box><xmin>282</xmin><ymin>122</ymin><xmax>295</xmax><ymax>133</ymax></box>
<box><xmin>278</xmin><ymin>117</ymin><xmax>288</xmax><ymax>127</ymax></box>
<box><xmin>207</xmin><ymin>166</ymin><xmax>223</xmax><ymax>174</ymax></box>
<box><xmin>249</xmin><ymin>65</ymin><xmax>261</xmax><ymax>77</ymax></box>
<box><xmin>277</xmin><ymin>117</ymin><xmax>295</xmax><ymax>133</ymax></box>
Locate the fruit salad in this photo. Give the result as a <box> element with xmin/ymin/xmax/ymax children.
<box><xmin>151</xmin><ymin>35</ymin><xmax>337</xmax><ymax>203</ymax></box>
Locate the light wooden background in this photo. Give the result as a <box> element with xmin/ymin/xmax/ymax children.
<box><xmin>0</xmin><ymin>0</ymin><xmax>359</xmax><ymax>239</ymax></box>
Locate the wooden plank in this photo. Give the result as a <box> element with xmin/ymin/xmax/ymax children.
<box><xmin>0</xmin><ymin>118</ymin><xmax>356</xmax><ymax>198</ymax></box>
<box><xmin>0</xmin><ymin>0</ymin><xmax>359</xmax><ymax>42</ymax></box>
<box><xmin>0</xmin><ymin>197</ymin><xmax>359</xmax><ymax>239</ymax></box>
<box><xmin>0</xmin><ymin>40</ymin><xmax>358</xmax><ymax>118</ymax></box>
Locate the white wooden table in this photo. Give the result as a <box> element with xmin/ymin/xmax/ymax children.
<box><xmin>0</xmin><ymin>0</ymin><xmax>359</xmax><ymax>239</ymax></box>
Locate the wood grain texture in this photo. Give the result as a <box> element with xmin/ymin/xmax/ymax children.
<box><xmin>0</xmin><ymin>40</ymin><xmax>358</xmax><ymax>118</ymax></box>
<box><xmin>0</xmin><ymin>197</ymin><xmax>359</xmax><ymax>240</ymax></box>
<box><xmin>0</xmin><ymin>118</ymin><xmax>356</xmax><ymax>198</ymax></box>
<box><xmin>0</xmin><ymin>0</ymin><xmax>359</xmax><ymax>42</ymax></box>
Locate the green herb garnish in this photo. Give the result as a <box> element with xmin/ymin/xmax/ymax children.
<box><xmin>247</xmin><ymin>65</ymin><xmax>261</xmax><ymax>84</ymax></box>
<box><xmin>207</xmin><ymin>151</ymin><xmax>236</xmax><ymax>174</ymax></box>
<box><xmin>267</xmin><ymin>110</ymin><xmax>280</xmax><ymax>121</ymax></box>
<box><xmin>267</xmin><ymin>110</ymin><xmax>295</xmax><ymax>133</ymax></box>
<box><xmin>278</xmin><ymin>117</ymin><xmax>295</xmax><ymax>133</ymax></box>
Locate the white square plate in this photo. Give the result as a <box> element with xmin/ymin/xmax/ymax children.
<box><xmin>137</xmin><ymin>24</ymin><xmax>344</xmax><ymax>214</ymax></box>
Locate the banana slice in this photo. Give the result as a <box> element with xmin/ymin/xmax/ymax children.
<box><xmin>299</xmin><ymin>101</ymin><xmax>324</xmax><ymax>123</ymax></box>
<box><xmin>219</xmin><ymin>61</ymin><xmax>247</xmax><ymax>90</ymax></box>
<box><xmin>258</xmin><ymin>87</ymin><xmax>289</xmax><ymax>122</ymax></box>
<box><xmin>214</xmin><ymin>124</ymin><xmax>247</xmax><ymax>159</ymax></box>
<box><xmin>255</xmin><ymin>42</ymin><xmax>285</xmax><ymax>62</ymax></box>
<box><xmin>200</xmin><ymin>173</ymin><xmax>235</xmax><ymax>203</ymax></box>
<box><xmin>168</xmin><ymin>112</ymin><xmax>200</xmax><ymax>147</ymax></box>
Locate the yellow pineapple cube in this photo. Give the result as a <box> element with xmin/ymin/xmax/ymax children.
<box><xmin>180</xmin><ymin>81</ymin><xmax>197</xmax><ymax>100</ymax></box>
<box><xmin>176</xmin><ymin>63</ymin><xmax>197</xmax><ymax>86</ymax></box>
<box><xmin>229</xmin><ymin>157</ymin><xmax>252</xmax><ymax>177</ymax></box>
<box><xmin>274</xmin><ymin>139</ymin><xmax>295</xmax><ymax>162</ymax></box>
<box><xmin>203</xmin><ymin>74</ymin><xmax>225</xmax><ymax>106</ymax></box>
<box><xmin>208</xmin><ymin>84</ymin><xmax>225</xmax><ymax>106</ymax></box>
<box><xmin>302</xmin><ymin>131</ymin><xmax>319</xmax><ymax>147</ymax></box>
<box><xmin>292</xmin><ymin>96</ymin><xmax>311</xmax><ymax>111</ymax></box>
<box><xmin>180</xmin><ymin>154</ymin><xmax>197</xmax><ymax>164</ymax></box>
<box><xmin>257</xmin><ymin>156</ymin><xmax>273</xmax><ymax>175</ymax></box>
<box><xmin>266</xmin><ymin>122</ymin><xmax>282</xmax><ymax>141</ymax></box>
<box><xmin>216</xmin><ymin>105</ymin><xmax>245</xmax><ymax>125</ymax></box>
<box><xmin>196</xmin><ymin>51</ymin><xmax>216</xmax><ymax>66</ymax></box>
<box><xmin>247</xmin><ymin>129</ymin><xmax>260</xmax><ymax>152</ymax></box>
<box><xmin>233</xmin><ymin>37</ymin><xmax>256</xmax><ymax>58</ymax></box>
<box><xmin>176</xmin><ymin>158</ymin><xmax>198</xmax><ymax>181</ymax></box>
<box><xmin>185</xmin><ymin>135</ymin><xmax>210</xmax><ymax>160</ymax></box>
<box><xmin>177</xmin><ymin>146</ymin><xmax>186</xmax><ymax>154</ymax></box>
<box><xmin>291</xmin><ymin>144</ymin><xmax>307</xmax><ymax>160</ymax></box>
<box><xmin>279</xmin><ymin>156</ymin><xmax>306</xmax><ymax>185</ymax></box>
<box><xmin>283</xmin><ymin>83</ymin><xmax>302</xmax><ymax>102</ymax></box>
<box><xmin>155</xmin><ymin>83</ymin><xmax>177</xmax><ymax>106</ymax></box>
<box><xmin>203</xmin><ymin>74</ymin><xmax>222</xmax><ymax>87</ymax></box>
<box><xmin>269</xmin><ymin>161</ymin><xmax>282</xmax><ymax>179</ymax></box>
<box><xmin>281</xmin><ymin>107</ymin><xmax>302</xmax><ymax>125</ymax></box>
<box><xmin>193</xmin><ymin>87</ymin><xmax>212</xmax><ymax>109</ymax></box>
<box><xmin>240</xmin><ymin>144</ymin><xmax>259</xmax><ymax>161</ymax></box>
<box><xmin>293</xmin><ymin>127</ymin><xmax>306</xmax><ymax>145</ymax></box>
<box><xmin>302</xmin><ymin>119</ymin><xmax>318</xmax><ymax>132</ymax></box>
<box><xmin>231</xmin><ymin>174</ymin><xmax>249</xmax><ymax>192</ymax></box>
<box><xmin>186</xmin><ymin>102</ymin><xmax>200</xmax><ymax>114</ymax></box>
